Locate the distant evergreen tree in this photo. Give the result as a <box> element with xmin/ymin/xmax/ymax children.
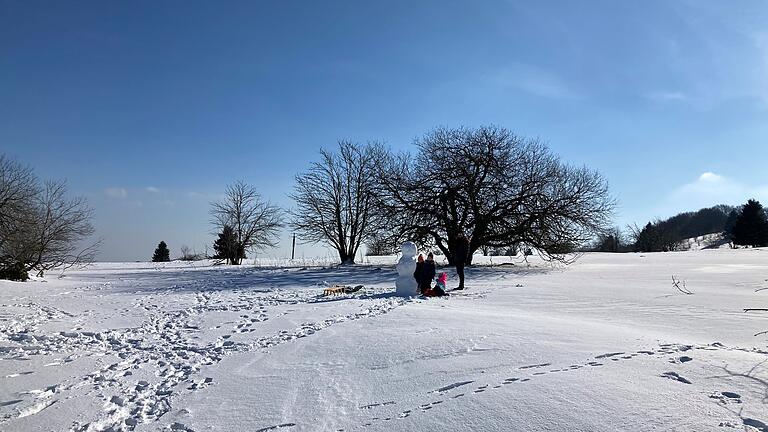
<box><xmin>596</xmin><ymin>234</ymin><xmax>619</xmax><ymax>252</ymax></box>
<box><xmin>732</xmin><ymin>199</ymin><xmax>768</xmax><ymax>247</ymax></box>
<box><xmin>634</xmin><ymin>222</ymin><xmax>670</xmax><ymax>252</ymax></box>
<box><xmin>152</xmin><ymin>241</ymin><xmax>171</xmax><ymax>262</ymax></box>
<box><xmin>723</xmin><ymin>209</ymin><xmax>739</xmax><ymax>240</ymax></box>
<box><xmin>0</xmin><ymin>262</ymin><xmax>29</xmax><ymax>281</ymax></box>
<box><xmin>212</xmin><ymin>225</ymin><xmax>245</xmax><ymax>264</ymax></box>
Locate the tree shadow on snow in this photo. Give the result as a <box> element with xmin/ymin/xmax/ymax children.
<box><xmin>73</xmin><ymin>263</ymin><xmax>552</xmax><ymax>295</ymax></box>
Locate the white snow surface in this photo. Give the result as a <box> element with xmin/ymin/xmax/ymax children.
<box><xmin>1</xmin><ymin>250</ymin><xmax>767</xmax><ymax>431</ymax></box>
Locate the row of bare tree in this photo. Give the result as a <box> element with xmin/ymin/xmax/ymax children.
<box><xmin>0</xmin><ymin>124</ymin><xmax>614</xmax><ymax>279</ymax></box>
<box><xmin>219</xmin><ymin>125</ymin><xmax>615</xmax><ymax>266</ymax></box>
<box><xmin>0</xmin><ymin>155</ymin><xmax>98</xmax><ymax>280</ymax></box>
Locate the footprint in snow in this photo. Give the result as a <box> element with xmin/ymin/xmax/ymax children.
<box><xmin>742</xmin><ymin>418</ymin><xmax>768</xmax><ymax>432</ymax></box>
<box><xmin>595</xmin><ymin>352</ymin><xmax>624</xmax><ymax>359</ymax></box>
<box><xmin>4</xmin><ymin>371</ymin><xmax>34</xmax><ymax>378</ymax></box>
<box><xmin>660</xmin><ymin>371</ymin><xmax>692</xmax><ymax>384</ymax></box>
<box><xmin>709</xmin><ymin>391</ymin><xmax>741</xmax><ymax>404</ymax></box>
<box><xmin>519</xmin><ymin>362</ymin><xmax>552</xmax><ymax>370</ymax></box>
<box><xmin>359</xmin><ymin>401</ymin><xmax>395</xmax><ymax>410</ymax></box>
<box><xmin>431</xmin><ymin>381</ymin><xmax>473</xmax><ymax>393</ymax></box>
<box><xmin>254</xmin><ymin>423</ymin><xmax>296</xmax><ymax>432</ymax></box>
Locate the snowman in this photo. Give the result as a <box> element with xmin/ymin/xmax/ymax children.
<box><xmin>395</xmin><ymin>242</ymin><xmax>418</xmax><ymax>296</ymax></box>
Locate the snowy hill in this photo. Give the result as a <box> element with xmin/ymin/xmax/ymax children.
<box><xmin>677</xmin><ymin>232</ymin><xmax>731</xmax><ymax>251</ymax></box>
<box><xmin>1</xmin><ymin>250</ymin><xmax>767</xmax><ymax>431</ymax></box>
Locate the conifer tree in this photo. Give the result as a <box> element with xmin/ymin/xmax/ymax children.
<box><xmin>212</xmin><ymin>225</ymin><xmax>245</xmax><ymax>265</ymax></box>
<box><xmin>152</xmin><ymin>241</ymin><xmax>171</xmax><ymax>262</ymax></box>
<box><xmin>723</xmin><ymin>209</ymin><xmax>739</xmax><ymax>240</ymax></box>
<box><xmin>732</xmin><ymin>199</ymin><xmax>768</xmax><ymax>247</ymax></box>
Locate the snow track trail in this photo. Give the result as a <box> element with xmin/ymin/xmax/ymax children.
<box><xmin>354</xmin><ymin>341</ymin><xmax>768</xmax><ymax>430</ymax></box>
<box><xmin>0</xmin><ymin>266</ymin><xmax>408</xmax><ymax>431</ymax></box>
<box><xmin>2</xmin><ymin>251</ymin><xmax>768</xmax><ymax>431</ymax></box>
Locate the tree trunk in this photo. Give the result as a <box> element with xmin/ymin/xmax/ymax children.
<box><xmin>338</xmin><ymin>249</ymin><xmax>355</xmax><ymax>265</ymax></box>
<box><xmin>444</xmin><ymin>247</ymin><xmax>474</xmax><ymax>266</ymax></box>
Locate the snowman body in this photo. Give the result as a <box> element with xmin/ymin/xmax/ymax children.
<box><xmin>395</xmin><ymin>242</ymin><xmax>418</xmax><ymax>296</ymax></box>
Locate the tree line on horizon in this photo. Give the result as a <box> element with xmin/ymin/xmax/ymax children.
<box><xmin>197</xmin><ymin>125</ymin><xmax>615</xmax><ymax>266</ymax></box>
<box><xmin>8</xmin><ymin>124</ymin><xmax>768</xmax><ymax>281</ymax></box>
<box><xmin>590</xmin><ymin>200</ymin><xmax>768</xmax><ymax>253</ymax></box>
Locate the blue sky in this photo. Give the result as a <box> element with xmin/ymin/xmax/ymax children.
<box><xmin>2</xmin><ymin>0</ymin><xmax>768</xmax><ymax>261</ymax></box>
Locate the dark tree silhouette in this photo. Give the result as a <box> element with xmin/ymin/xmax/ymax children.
<box><xmin>631</xmin><ymin>221</ymin><xmax>679</xmax><ymax>252</ymax></box>
<box><xmin>724</xmin><ymin>208</ymin><xmax>739</xmax><ymax>241</ymax></box>
<box><xmin>593</xmin><ymin>227</ymin><xmax>623</xmax><ymax>252</ymax></box>
<box><xmin>630</xmin><ymin>205</ymin><xmax>734</xmax><ymax>252</ymax></box>
<box><xmin>376</xmin><ymin>126</ymin><xmax>614</xmax><ymax>265</ymax></box>
<box><xmin>152</xmin><ymin>241</ymin><xmax>171</xmax><ymax>262</ymax></box>
<box><xmin>212</xmin><ymin>225</ymin><xmax>245</xmax><ymax>264</ymax></box>
<box><xmin>1</xmin><ymin>158</ymin><xmax>98</xmax><ymax>280</ymax></box>
<box><xmin>290</xmin><ymin>141</ymin><xmax>384</xmax><ymax>264</ymax></box>
<box><xmin>365</xmin><ymin>234</ymin><xmax>399</xmax><ymax>256</ymax></box>
<box><xmin>732</xmin><ymin>199</ymin><xmax>768</xmax><ymax>247</ymax></box>
<box><xmin>210</xmin><ymin>181</ymin><xmax>282</xmax><ymax>265</ymax></box>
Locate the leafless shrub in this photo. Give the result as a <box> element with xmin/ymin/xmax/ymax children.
<box><xmin>179</xmin><ymin>245</ymin><xmax>204</xmax><ymax>261</ymax></box>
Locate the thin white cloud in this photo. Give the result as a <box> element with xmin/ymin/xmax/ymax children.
<box><xmin>105</xmin><ymin>187</ymin><xmax>127</xmax><ymax>199</ymax></box>
<box><xmin>146</xmin><ymin>186</ymin><xmax>160</xmax><ymax>193</ymax></box>
<box><xmin>489</xmin><ymin>63</ymin><xmax>581</xmax><ymax>100</ymax></box>
<box><xmin>660</xmin><ymin>172</ymin><xmax>768</xmax><ymax>216</ymax></box>
<box><xmin>644</xmin><ymin>91</ymin><xmax>686</xmax><ymax>101</ymax></box>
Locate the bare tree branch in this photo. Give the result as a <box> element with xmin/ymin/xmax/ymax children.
<box><xmin>1</xmin><ymin>155</ymin><xmax>99</xmax><ymax>280</ymax></box>
<box><xmin>290</xmin><ymin>141</ymin><xmax>384</xmax><ymax>264</ymax></box>
<box><xmin>210</xmin><ymin>181</ymin><xmax>283</xmax><ymax>265</ymax></box>
<box><xmin>375</xmin><ymin>125</ymin><xmax>615</xmax><ymax>265</ymax></box>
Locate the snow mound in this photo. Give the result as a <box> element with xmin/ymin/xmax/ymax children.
<box><xmin>678</xmin><ymin>232</ymin><xmax>730</xmax><ymax>251</ymax></box>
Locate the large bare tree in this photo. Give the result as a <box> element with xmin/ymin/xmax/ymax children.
<box><xmin>25</xmin><ymin>180</ymin><xmax>99</xmax><ymax>277</ymax></box>
<box><xmin>211</xmin><ymin>181</ymin><xmax>283</xmax><ymax>265</ymax></box>
<box><xmin>290</xmin><ymin>140</ymin><xmax>383</xmax><ymax>264</ymax></box>
<box><xmin>376</xmin><ymin>126</ymin><xmax>615</xmax><ymax>265</ymax></box>
<box><xmin>0</xmin><ymin>156</ymin><xmax>38</xmax><ymax>243</ymax></box>
<box><xmin>1</xmin><ymin>155</ymin><xmax>98</xmax><ymax>279</ymax></box>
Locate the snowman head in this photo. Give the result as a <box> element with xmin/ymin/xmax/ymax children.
<box><xmin>400</xmin><ymin>241</ymin><xmax>417</xmax><ymax>259</ymax></box>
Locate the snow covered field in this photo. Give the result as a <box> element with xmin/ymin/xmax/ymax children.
<box><xmin>1</xmin><ymin>250</ymin><xmax>767</xmax><ymax>432</ymax></box>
